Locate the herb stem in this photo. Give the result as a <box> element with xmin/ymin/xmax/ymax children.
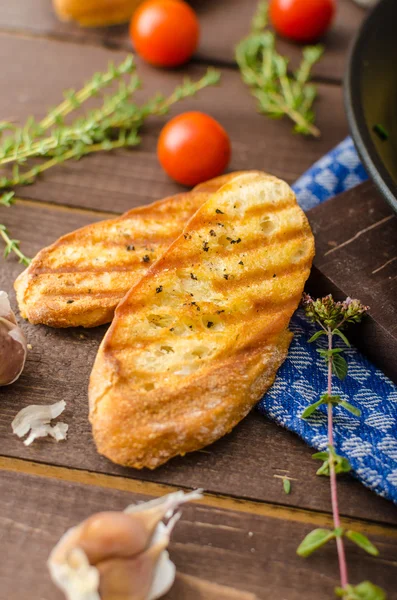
<box><xmin>5</xmin><ymin>135</ymin><xmax>139</xmax><ymax>189</ymax></box>
<box><xmin>0</xmin><ymin>59</ymin><xmax>220</xmax><ymax>261</ymax></box>
<box><xmin>327</xmin><ymin>328</ymin><xmax>349</xmax><ymax>589</ymax></box>
<box><xmin>39</xmin><ymin>56</ymin><xmax>135</xmax><ymax>131</ymax></box>
<box><xmin>0</xmin><ymin>77</ymin><xmax>142</xmax><ymax>167</ymax></box>
<box><xmin>268</xmin><ymin>90</ymin><xmax>320</xmax><ymax>138</ymax></box>
<box><xmin>0</xmin><ymin>224</ymin><xmax>31</xmax><ymax>265</ymax></box>
<box><xmin>236</xmin><ymin>2</ymin><xmax>323</xmax><ymax>137</ymax></box>
<box><xmin>250</xmin><ymin>69</ymin><xmax>320</xmax><ymax>137</ymax></box>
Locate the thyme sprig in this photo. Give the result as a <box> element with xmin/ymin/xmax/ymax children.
<box><xmin>0</xmin><ymin>225</ymin><xmax>30</xmax><ymax>266</ymax></box>
<box><xmin>0</xmin><ymin>56</ymin><xmax>220</xmax><ymax>262</ymax></box>
<box><xmin>297</xmin><ymin>294</ymin><xmax>386</xmax><ymax>600</ymax></box>
<box><xmin>236</xmin><ymin>1</ymin><xmax>323</xmax><ymax>137</ymax></box>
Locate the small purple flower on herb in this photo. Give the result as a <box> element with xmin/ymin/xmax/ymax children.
<box><xmin>301</xmin><ymin>293</ymin><xmax>369</xmax><ymax>330</ymax></box>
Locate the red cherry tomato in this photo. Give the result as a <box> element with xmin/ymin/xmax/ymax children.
<box><xmin>130</xmin><ymin>0</ymin><xmax>199</xmax><ymax>67</ymax></box>
<box><xmin>269</xmin><ymin>0</ymin><xmax>335</xmax><ymax>43</ymax></box>
<box><xmin>157</xmin><ymin>112</ymin><xmax>231</xmax><ymax>186</ymax></box>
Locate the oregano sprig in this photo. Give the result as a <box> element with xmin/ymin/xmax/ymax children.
<box><xmin>236</xmin><ymin>1</ymin><xmax>323</xmax><ymax>137</ymax></box>
<box><xmin>296</xmin><ymin>294</ymin><xmax>386</xmax><ymax>599</ymax></box>
<box><xmin>0</xmin><ymin>57</ymin><xmax>220</xmax><ymax>262</ymax></box>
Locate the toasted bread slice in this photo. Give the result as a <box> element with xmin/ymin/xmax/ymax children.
<box><xmin>14</xmin><ymin>192</ymin><xmax>209</xmax><ymax>329</ymax></box>
<box><xmin>89</xmin><ymin>173</ymin><xmax>315</xmax><ymax>469</ymax></box>
<box><xmin>14</xmin><ymin>173</ymin><xmax>259</xmax><ymax>328</ymax></box>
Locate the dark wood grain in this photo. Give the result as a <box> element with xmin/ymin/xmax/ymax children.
<box><xmin>308</xmin><ymin>181</ymin><xmax>397</xmax><ymax>382</ymax></box>
<box><xmin>1</xmin><ymin>470</ymin><xmax>396</xmax><ymax>600</ymax></box>
<box><xmin>0</xmin><ymin>4</ymin><xmax>394</xmax><ymax>599</ymax></box>
<box><xmin>0</xmin><ymin>0</ymin><xmax>366</xmax><ymax>82</ymax></box>
<box><xmin>0</xmin><ymin>35</ymin><xmax>349</xmax><ymax>214</ymax></box>
<box><xmin>1</xmin><ymin>201</ymin><xmax>396</xmax><ymax>526</ymax></box>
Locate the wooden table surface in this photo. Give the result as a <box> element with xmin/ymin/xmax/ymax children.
<box><xmin>1</xmin><ymin>2</ymin><xmax>396</xmax><ymax>599</ymax></box>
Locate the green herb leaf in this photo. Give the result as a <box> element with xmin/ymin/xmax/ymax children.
<box><xmin>315</xmin><ymin>459</ymin><xmax>331</xmax><ymax>477</ymax></box>
<box><xmin>345</xmin><ymin>531</ymin><xmax>379</xmax><ymax>557</ymax></box>
<box><xmin>236</xmin><ymin>2</ymin><xmax>322</xmax><ymax>137</ymax></box>
<box><xmin>313</xmin><ymin>446</ymin><xmax>351</xmax><ymax>476</ymax></box>
<box><xmin>283</xmin><ymin>478</ymin><xmax>291</xmax><ymax>494</ymax></box>
<box><xmin>339</xmin><ymin>401</ymin><xmax>361</xmax><ymax>417</ymax></box>
<box><xmin>297</xmin><ymin>528</ymin><xmax>335</xmax><ymax>557</ymax></box>
<box><xmin>308</xmin><ymin>329</ymin><xmax>327</xmax><ymax>343</ymax></box>
<box><xmin>373</xmin><ymin>124</ymin><xmax>389</xmax><ymax>141</ymax></box>
<box><xmin>312</xmin><ymin>451</ymin><xmax>329</xmax><ymax>461</ymax></box>
<box><xmin>0</xmin><ymin>224</ymin><xmax>31</xmax><ymax>265</ymax></box>
<box><xmin>317</xmin><ymin>347</ymin><xmax>345</xmax><ymax>356</ymax></box>
<box><xmin>335</xmin><ymin>581</ymin><xmax>387</xmax><ymax>599</ymax></box>
<box><xmin>332</xmin><ymin>353</ymin><xmax>348</xmax><ymax>380</ymax></box>
<box><xmin>0</xmin><ymin>191</ymin><xmax>15</xmax><ymax>207</ymax></box>
<box><xmin>302</xmin><ymin>393</ymin><xmax>344</xmax><ymax>419</ymax></box>
<box><xmin>333</xmin><ymin>328</ymin><xmax>351</xmax><ymax>347</ymax></box>
<box><xmin>301</xmin><ymin>398</ymin><xmax>325</xmax><ymax>418</ymax></box>
<box><xmin>334</xmin><ymin>457</ymin><xmax>352</xmax><ymax>475</ymax></box>
<box><xmin>251</xmin><ymin>0</ymin><xmax>268</xmax><ymax>32</ymax></box>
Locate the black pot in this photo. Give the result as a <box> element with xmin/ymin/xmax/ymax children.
<box><xmin>344</xmin><ymin>0</ymin><xmax>397</xmax><ymax>212</ymax></box>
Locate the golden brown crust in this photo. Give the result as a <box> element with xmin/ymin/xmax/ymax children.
<box><xmin>15</xmin><ymin>174</ymin><xmax>245</xmax><ymax>329</ymax></box>
<box><xmin>14</xmin><ymin>191</ymin><xmax>206</xmax><ymax>328</ymax></box>
<box><xmin>89</xmin><ymin>173</ymin><xmax>315</xmax><ymax>469</ymax></box>
<box><xmin>90</xmin><ymin>329</ymin><xmax>293</xmax><ymax>469</ymax></box>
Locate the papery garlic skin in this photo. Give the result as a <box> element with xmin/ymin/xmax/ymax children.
<box><xmin>12</xmin><ymin>400</ymin><xmax>68</xmax><ymax>445</ymax></box>
<box><xmin>146</xmin><ymin>517</ymin><xmax>179</xmax><ymax>600</ymax></box>
<box><xmin>48</xmin><ymin>490</ymin><xmax>203</xmax><ymax>600</ymax></box>
<box><xmin>49</xmin><ymin>541</ymin><xmax>100</xmax><ymax>600</ymax></box>
<box><xmin>0</xmin><ymin>291</ymin><xmax>27</xmax><ymax>386</ymax></box>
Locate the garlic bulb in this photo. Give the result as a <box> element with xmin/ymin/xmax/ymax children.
<box><xmin>48</xmin><ymin>490</ymin><xmax>202</xmax><ymax>600</ymax></box>
<box><xmin>0</xmin><ymin>291</ymin><xmax>27</xmax><ymax>386</ymax></box>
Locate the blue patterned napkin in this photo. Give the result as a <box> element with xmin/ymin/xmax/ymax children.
<box><xmin>257</xmin><ymin>137</ymin><xmax>397</xmax><ymax>503</ymax></box>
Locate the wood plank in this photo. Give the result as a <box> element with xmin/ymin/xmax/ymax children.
<box><xmin>0</xmin><ymin>34</ymin><xmax>349</xmax><ymax>215</ymax></box>
<box><xmin>1</xmin><ymin>470</ymin><xmax>396</xmax><ymax>600</ymax></box>
<box><xmin>3</xmin><ymin>455</ymin><xmax>396</xmax><ymax>535</ymax></box>
<box><xmin>0</xmin><ymin>0</ymin><xmax>366</xmax><ymax>82</ymax></box>
<box><xmin>308</xmin><ymin>181</ymin><xmax>397</xmax><ymax>382</ymax></box>
<box><xmin>1</xmin><ymin>202</ymin><xmax>396</xmax><ymax>526</ymax></box>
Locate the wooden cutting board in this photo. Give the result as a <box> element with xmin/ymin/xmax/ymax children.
<box><xmin>307</xmin><ymin>180</ymin><xmax>397</xmax><ymax>382</ymax></box>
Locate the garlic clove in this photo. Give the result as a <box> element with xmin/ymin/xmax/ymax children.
<box><xmin>48</xmin><ymin>490</ymin><xmax>202</xmax><ymax>600</ymax></box>
<box><xmin>0</xmin><ymin>290</ymin><xmax>17</xmax><ymax>323</ymax></box>
<box><xmin>68</xmin><ymin>511</ymin><xmax>162</xmax><ymax>566</ymax></box>
<box><xmin>51</xmin><ymin>489</ymin><xmax>203</xmax><ymax>568</ymax></box>
<box><xmin>98</xmin><ymin>514</ymin><xmax>179</xmax><ymax>600</ymax></box>
<box><xmin>0</xmin><ymin>291</ymin><xmax>27</xmax><ymax>386</ymax></box>
<box><xmin>97</xmin><ymin>554</ymin><xmax>156</xmax><ymax>600</ymax></box>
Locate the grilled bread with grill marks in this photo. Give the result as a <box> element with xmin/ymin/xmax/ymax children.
<box><xmin>89</xmin><ymin>173</ymin><xmax>315</xmax><ymax>469</ymax></box>
<box><xmin>14</xmin><ymin>172</ymin><xmax>258</xmax><ymax>329</ymax></box>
